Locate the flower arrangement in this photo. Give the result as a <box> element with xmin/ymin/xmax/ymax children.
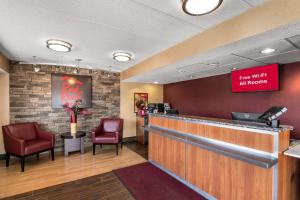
<box><xmin>63</xmin><ymin>99</ymin><xmax>90</xmax><ymax>123</ymax></box>
<box><xmin>135</xmin><ymin>99</ymin><xmax>146</xmax><ymax>111</ymax></box>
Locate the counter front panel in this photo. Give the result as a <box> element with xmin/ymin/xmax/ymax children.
<box><xmin>147</xmin><ymin>114</ymin><xmax>299</xmax><ymax>200</ymax></box>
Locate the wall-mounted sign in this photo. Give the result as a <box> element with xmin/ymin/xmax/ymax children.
<box><xmin>231</xmin><ymin>64</ymin><xmax>279</xmax><ymax>93</ymax></box>
<box><xmin>51</xmin><ymin>74</ymin><xmax>92</xmax><ymax>108</ymax></box>
<box><xmin>134</xmin><ymin>93</ymin><xmax>148</xmax><ymax>113</ymax></box>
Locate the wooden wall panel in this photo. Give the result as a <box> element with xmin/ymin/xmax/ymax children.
<box><xmin>148</xmin><ymin>132</ymin><xmax>186</xmax><ymax>179</ymax></box>
<box><xmin>136</xmin><ymin>117</ymin><xmax>145</xmax><ymax>144</ymax></box>
<box><xmin>149</xmin><ymin>116</ymin><xmax>161</xmax><ymax>127</ymax></box>
<box><xmin>277</xmin><ymin>153</ymin><xmax>300</xmax><ymax>200</ymax></box>
<box><xmin>185</xmin><ymin>123</ymin><xmax>274</xmax><ymax>153</ymax></box>
<box><xmin>167</xmin><ymin>118</ymin><xmax>186</xmax><ymax>132</ymax></box>
<box><xmin>278</xmin><ymin>130</ymin><xmax>290</xmax><ymax>153</ymax></box>
<box><xmin>186</xmin><ymin>144</ymin><xmax>273</xmax><ymax>200</ymax></box>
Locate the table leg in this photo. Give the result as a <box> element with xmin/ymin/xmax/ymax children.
<box><xmin>64</xmin><ymin>140</ymin><xmax>69</xmax><ymax>157</ymax></box>
<box><xmin>81</xmin><ymin>138</ymin><xmax>84</xmax><ymax>154</ymax></box>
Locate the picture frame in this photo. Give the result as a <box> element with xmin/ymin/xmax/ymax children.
<box><xmin>134</xmin><ymin>93</ymin><xmax>148</xmax><ymax>113</ymax></box>
<box><xmin>51</xmin><ymin>74</ymin><xmax>92</xmax><ymax>108</ymax></box>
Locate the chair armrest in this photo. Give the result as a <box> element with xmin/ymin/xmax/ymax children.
<box><xmin>91</xmin><ymin>130</ymin><xmax>102</xmax><ymax>143</ymax></box>
<box><xmin>117</xmin><ymin>119</ymin><xmax>124</xmax><ymax>141</ymax></box>
<box><xmin>91</xmin><ymin>131</ymin><xmax>96</xmax><ymax>138</ymax></box>
<box><xmin>34</xmin><ymin>123</ymin><xmax>55</xmax><ymax>147</ymax></box>
<box><xmin>92</xmin><ymin>125</ymin><xmax>103</xmax><ymax>136</ymax></box>
<box><xmin>114</xmin><ymin>131</ymin><xmax>120</xmax><ymax>141</ymax></box>
<box><xmin>3</xmin><ymin>133</ymin><xmax>25</xmax><ymax>156</ymax></box>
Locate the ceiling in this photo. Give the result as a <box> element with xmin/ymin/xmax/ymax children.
<box><xmin>124</xmin><ymin>21</ymin><xmax>300</xmax><ymax>84</ymax></box>
<box><xmin>0</xmin><ymin>0</ymin><xmax>266</xmax><ymax>72</ymax></box>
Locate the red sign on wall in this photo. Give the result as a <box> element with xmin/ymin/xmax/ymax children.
<box><xmin>231</xmin><ymin>64</ymin><xmax>279</xmax><ymax>92</ymax></box>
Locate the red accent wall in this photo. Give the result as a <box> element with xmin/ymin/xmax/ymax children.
<box><xmin>164</xmin><ymin>62</ymin><xmax>300</xmax><ymax>139</ymax></box>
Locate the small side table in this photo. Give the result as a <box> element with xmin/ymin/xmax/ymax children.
<box><xmin>61</xmin><ymin>131</ymin><xmax>86</xmax><ymax>156</ymax></box>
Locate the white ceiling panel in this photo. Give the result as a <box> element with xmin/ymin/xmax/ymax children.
<box><xmin>124</xmin><ymin>26</ymin><xmax>300</xmax><ymax>84</ymax></box>
<box><xmin>30</xmin><ymin>0</ymin><xmax>203</xmax><ymax>43</ymax></box>
<box><xmin>288</xmin><ymin>35</ymin><xmax>300</xmax><ymax>47</ymax></box>
<box><xmin>133</xmin><ymin>0</ymin><xmax>262</xmax><ymax>29</ymax></box>
<box><xmin>255</xmin><ymin>50</ymin><xmax>300</xmax><ymax>65</ymax></box>
<box><xmin>0</xmin><ymin>0</ymin><xmax>206</xmax><ymax>71</ymax></box>
<box><xmin>224</xmin><ymin>60</ymin><xmax>264</xmax><ymax>70</ymax></box>
<box><xmin>233</xmin><ymin>40</ymin><xmax>297</xmax><ymax>60</ymax></box>
<box><xmin>242</xmin><ymin>0</ymin><xmax>267</xmax><ymax>7</ymax></box>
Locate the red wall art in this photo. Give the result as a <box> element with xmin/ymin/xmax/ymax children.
<box><xmin>51</xmin><ymin>74</ymin><xmax>92</xmax><ymax>108</ymax></box>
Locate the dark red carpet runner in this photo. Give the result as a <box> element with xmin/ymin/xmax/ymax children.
<box><xmin>114</xmin><ymin>162</ymin><xmax>207</xmax><ymax>200</ymax></box>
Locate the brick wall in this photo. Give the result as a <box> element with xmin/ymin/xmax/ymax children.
<box><xmin>9</xmin><ymin>63</ymin><xmax>120</xmax><ymax>150</ymax></box>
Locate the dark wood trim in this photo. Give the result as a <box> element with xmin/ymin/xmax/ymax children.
<box><xmin>93</xmin><ymin>142</ymin><xmax>123</xmax><ymax>156</ymax></box>
<box><xmin>123</xmin><ymin>136</ymin><xmax>137</xmax><ymax>143</ymax></box>
<box><xmin>0</xmin><ymin>153</ymin><xmax>5</xmax><ymax>160</ymax></box>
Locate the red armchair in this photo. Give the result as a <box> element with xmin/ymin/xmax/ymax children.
<box><xmin>2</xmin><ymin>122</ymin><xmax>55</xmax><ymax>172</ymax></box>
<box><xmin>92</xmin><ymin>118</ymin><xmax>124</xmax><ymax>155</ymax></box>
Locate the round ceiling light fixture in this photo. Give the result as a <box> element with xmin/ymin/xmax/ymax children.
<box><xmin>260</xmin><ymin>48</ymin><xmax>276</xmax><ymax>54</ymax></box>
<box><xmin>113</xmin><ymin>52</ymin><xmax>132</xmax><ymax>62</ymax></box>
<box><xmin>182</xmin><ymin>0</ymin><xmax>223</xmax><ymax>16</ymax></box>
<box><xmin>46</xmin><ymin>39</ymin><xmax>72</xmax><ymax>52</ymax></box>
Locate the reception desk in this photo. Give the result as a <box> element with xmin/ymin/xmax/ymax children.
<box><xmin>146</xmin><ymin>114</ymin><xmax>299</xmax><ymax>200</ymax></box>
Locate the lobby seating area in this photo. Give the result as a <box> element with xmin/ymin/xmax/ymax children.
<box><xmin>1</xmin><ymin>0</ymin><xmax>300</xmax><ymax>199</ymax></box>
<box><xmin>3</xmin><ymin>122</ymin><xmax>55</xmax><ymax>172</ymax></box>
<box><xmin>92</xmin><ymin>118</ymin><xmax>124</xmax><ymax>156</ymax></box>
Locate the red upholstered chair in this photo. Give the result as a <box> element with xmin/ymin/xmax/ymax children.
<box><xmin>92</xmin><ymin>118</ymin><xmax>124</xmax><ymax>155</ymax></box>
<box><xmin>2</xmin><ymin>122</ymin><xmax>55</xmax><ymax>172</ymax></box>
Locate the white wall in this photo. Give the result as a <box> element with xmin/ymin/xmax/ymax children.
<box><xmin>0</xmin><ymin>73</ymin><xmax>9</xmax><ymax>154</ymax></box>
<box><xmin>120</xmin><ymin>82</ymin><xmax>163</xmax><ymax>138</ymax></box>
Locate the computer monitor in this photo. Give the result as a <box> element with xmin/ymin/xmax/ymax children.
<box><xmin>231</xmin><ymin>112</ymin><xmax>262</xmax><ymax>122</ymax></box>
<box><xmin>165</xmin><ymin>109</ymin><xmax>179</xmax><ymax>115</ymax></box>
<box><xmin>147</xmin><ymin>103</ymin><xmax>165</xmax><ymax>113</ymax></box>
<box><xmin>258</xmin><ymin>106</ymin><xmax>288</xmax><ymax>122</ymax></box>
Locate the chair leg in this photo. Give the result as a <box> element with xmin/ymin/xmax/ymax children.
<box><xmin>5</xmin><ymin>153</ymin><xmax>10</xmax><ymax>167</ymax></box>
<box><xmin>116</xmin><ymin>144</ymin><xmax>119</xmax><ymax>155</ymax></box>
<box><xmin>93</xmin><ymin>144</ymin><xmax>96</xmax><ymax>155</ymax></box>
<box><xmin>21</xmin><ymin>156</ymin><xmax>25</xmax><ymax>172</ymax></box>
<box><xmin>121</xmin><ymin>140</ymin><xmax>123</xmax><ymax>149</ymax></box>
<box><xmin>100</xmin><ymin>144</ymin><xmax>102</xmax><ymax>149</ymax></box>
<box><xmin>51</xmin><ymin>148</ymin><xmax>55</xmax><ymax>161</ymax></box>
<box><xmin>36</xmin><ymin>153</ymin><xmax>39</xmax><ymax>158</ymax></box>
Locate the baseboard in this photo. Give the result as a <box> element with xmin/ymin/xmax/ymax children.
<box><xmin>123</xmin><ymin>136</ymin><xmax>137</xmax><ymax>143</ymax></box>
<box><xmin>0</xmin><ymin>153</ymin><xmax>5</xmax><ymax>160</ymax></box>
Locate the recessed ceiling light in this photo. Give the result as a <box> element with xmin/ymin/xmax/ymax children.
<box><xmin>32</xmin><ymin>56</ymin><xmax>41</xmax><ymax>72</ymax></box>
<box><xmin>231</xmin><ymin>67</ymin><xmax>238</xmax><ymax>71</ymax></box>
<box><xmin>178</xmin><ymin>69</ymin><xmax>187</xmax><ymax>73</ymax></box>
<box><xmin>154</xmin><ymin>81</ymin><xmax>159</xmax><ymax>84</ymax></box>
<box><xmin>182</xmin><ymin>0</ymin><xmax>223</xmax><ymax>16</ymax></box>
<box><xmin>73</xmin><ymin>68</ymin><xmax>79</xmax><ymax>74</ymax></box>
<box><xmin>189</xmin><ymin>75</ymin><xmax>196</xmax><ymax>79</ymax></box>
<box><xmin>73</xmin><ymin>58</ymin><xmax>81</xmax><ymax>74</ymax></box>
<box><xmin>33</xmin><ymin>65</ymin><xmax>41</xmax><ymax>72</ymax></box>
<box><xmin>113</xmin><ymin>52</ymin><xmax>132</xmax><ymax>62</ymax></box>
<box><xmin>46</xmin><ymin>39</ymin><xmax>72</xmax><ymax>52</ymax></box>
<box><xmin>208</xmin><ymin>63</ymin><xmax>219</xmax><ymax>66</ymax></box>
<box><xmin>260</xmin><ymin>48</ymin><xmax>276</xmax><ymax>54</ymax></box>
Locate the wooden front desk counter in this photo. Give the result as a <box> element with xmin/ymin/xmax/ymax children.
<box><xmin>147</xmin><ymin>114</ymin><xmax>299</xmax><ymax>200</ymax></box>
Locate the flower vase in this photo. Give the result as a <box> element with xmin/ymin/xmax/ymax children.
<box><xmin>70</xmin><ymin>115</ymin><xmax>77</xmax><ymax>136</ymax></box>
